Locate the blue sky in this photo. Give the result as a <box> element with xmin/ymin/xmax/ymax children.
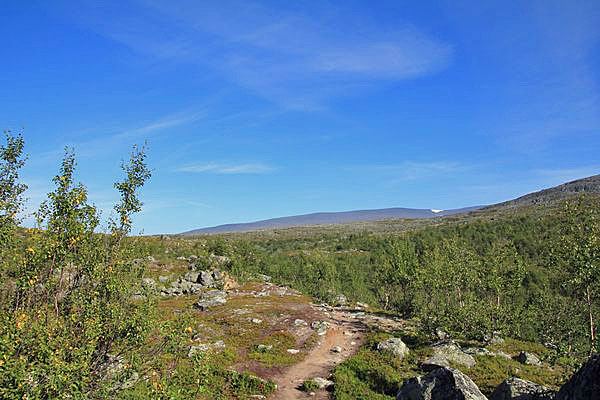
<box><xmin>2</xmin><ymin>1</ymin><xmax>599</xmax><ymax>234</ymax></box>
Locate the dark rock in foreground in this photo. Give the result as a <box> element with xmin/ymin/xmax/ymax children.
<box><xmin>397</xmin><ymin>367</ymin><xmax>487</xmax><ymax>400</ymax></box>
<box><xmin>556</xmin><ymin>354</ymin><xmax>600</xmax><ymax>400</ymax></box>
<box><xmin>491</xmin><ymin>377</ymin><xmax>555</xmax><ymax>400</ymax></box>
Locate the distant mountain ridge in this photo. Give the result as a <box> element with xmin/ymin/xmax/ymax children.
<box><xmin>179</xmin><ymin>173</ymin><xmax>600</xmax><ymax>235</ymax></box>
<box><xmin>180</xmin><ymin>206</ymin><xmax>483</xmax><ymax>235</ymax></box>
<box><xmin>486</xmin><ymin>174</ymin><xmax>600</xmax><ymax>210</ymax></box>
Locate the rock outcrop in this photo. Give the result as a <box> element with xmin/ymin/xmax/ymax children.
<box><xmin>397</xmin><ymin>367</ymin><xmax>487</xmax><ymax>400</ymax></box>
<box><xmin>159</xmin><ymin>268</ymin><xmax>236</xmax><ymax>297</ymax></box>
<box><xmin>491</xmin><ymin>377</ymin><xmax>555</xmax><ymax>400</ymax></box>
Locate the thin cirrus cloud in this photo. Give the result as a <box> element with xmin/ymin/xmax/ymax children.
<box><xmin>175</xmin><ymin>162</ymin><xmax>275</xmax><ymax>174</ymax></box>
<box><xmin>61</xmin><ymin>1</ymin><xmax>452</xmax><ymax>109</ymax></box>
<box><xmin>29</xmin><ymin>110</ymin><xmax>203</xmax><ymax>166</ymax></box>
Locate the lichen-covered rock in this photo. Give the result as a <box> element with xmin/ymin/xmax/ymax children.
<box><xmin>377</xmin><ymin>337</ymin><xmax>409</xmax><ymax>359</ymax></box>
<box><xmin>397</xmin><ymin>367</ymin><xmax>487</xmax><ymax>400</ymax></box>
<box><xmin>423</xmin><ymin>341</ymin><xmax>476</xmax><ymax>370</ymax></box>
<box><xmin>491</xmin><ymin>377</ymin><xmax>556</xmax><ymax>400</ymax></box>
<box><xmin>556</xmin><ymin>354</ymin><xmax>600</xmax><ymax>400</ymax></box>
<box><xmin>184</xmin><ymin>271</ymin><xmax>200</xmax><ymax>283</ymax></box>
<box><xmin>199</xmin><ymin>271</ymin><xmax>214</xmax><ymax>287</ymax></box>
<box><xmin>194</xmin><ymin>290</ymin><xmax>227</xmax><ymax>311</ymax></box>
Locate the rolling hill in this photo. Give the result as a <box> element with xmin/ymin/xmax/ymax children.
<box><xmin>181</xmin><ymin>206</ymin><xmax>483</xmax><ymax>234</ymax></box>
<box><xmin>180</xmin><ymin>173</ymin><xmax>600</xmax><ymax>235</ymax></box>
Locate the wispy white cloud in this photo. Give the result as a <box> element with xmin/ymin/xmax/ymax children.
<box><xmin>175</xmin><ymin>162</ymin><xmax>275</xmax><ymax>174</ymax></box>
<box><xmin>61</xmin><ymin>1</ymin><xmax>452</xmax><ymax>109</ymax></box>
<box><xmin>30</xmin><ymin>110</ymin><xmax>203</xmax><ymax>165</ymax></box>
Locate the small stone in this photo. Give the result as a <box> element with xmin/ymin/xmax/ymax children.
<box><xmin>287</xmin><ymin>349</ymin><xmax>300</xmax><ymax>354</ymax></box>
<box><xmin>334</xmin><ymin>294</ymin><xmax>348</xmax><ymax>306</ymax></box>
<box><xmin>141</xmin><ymin>277</ymin><xmax>156</xmax><ymax>289</ymax></box>
<box><xmin>331</xmin><ymin>346</ymin><xmax>342</xmax><ymax>353</ymax></box>
<box><xmin>435</xmin><ymin>328</ymin><xmax>450</xmax><ymax>341</ymax></box>
<box><xmin>251</xmin><ymin>318</ymin><xmax>262</xmax><ymax>324</ymax></box>
<box><xmin>257</xmin><ymin>344</ymin><xmax>273</xmax><ymax>351</ymax></box>
<box><xmin>294</xmin><ymin>319</ymin><xmax>308</xmax><ymax>326</ymax></box>
<box><xmin>311</xmin><ymin>320</ymin><xmax>330</xmax><ymax>336</ymax></box>
<box><xmin>312</xmin><ymin>377</ymin><xmax>334</xmax><ymax>389</ymax></box>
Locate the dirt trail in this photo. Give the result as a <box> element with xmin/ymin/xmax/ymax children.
<box><xmin>271</xmin><ymin>308</ymin><xmax>367</xmax><ymax>400</ymax></box>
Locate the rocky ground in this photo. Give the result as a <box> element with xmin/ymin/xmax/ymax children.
<box><xmin>139</xmin><ymin>256</ymin><xmax>598</xmax><ymax>400</ymax></box>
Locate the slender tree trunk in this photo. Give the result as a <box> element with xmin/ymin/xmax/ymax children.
<box><xmin>586</xmin><ymin>286</ymin><xmax>595</xmax><ymax>352</ymax></box>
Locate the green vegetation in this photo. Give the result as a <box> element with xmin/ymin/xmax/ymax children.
<box><xmin>0</xmin><ymin>132</ymin><xmax>598</xmax><ymax>398</ymax></box>
<box><xmin>299</xmin><ymin>379</ymin><xmax>320</xmax><ymax>392</ymax></box>
<box><xmin>331</xmin><ymin>332</ymin><xmax>428</xmax><ymax>400</ymax></box>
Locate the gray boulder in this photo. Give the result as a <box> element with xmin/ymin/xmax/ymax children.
<box><xmin>397</xmin><ymin>367</ymin><xmax>487</xmax><ymax>400</ymax></box>
<box><xmin>194</xmin><ymin>290</ymin><xmax>227</xmax><ymax>311</ymax></box>
<box><xmin>556</xmin><ymin>354</ymin><xmax>600</xmax><ymax>400</ymax></box>
<box><xmin>491</xmin><ymin>378</ymin><xmax>555</xmax><ymax>400</ymax></box>
<box><xmin>377</xmin><ymin>337</ymin><xmax>410</xmax><ymax>359</ymax></box>
<box><xmin>516</xmin><ymin>352</ymin><xmax>541</xmax><ymax>366</ymax></box>
<box><xmin>184</xmin><ymin>271</ymin><xmax>200</xmax><ymax>283</ymax></box>
<box><xmin>199</xmin><ymin>271</ymin><xmax>214</xmax><ymax>287</ymax></box>
<box><xmin>423</xmin><ymin>341</ymin><xmax>476</xmax><ymax>370</ymax></box>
